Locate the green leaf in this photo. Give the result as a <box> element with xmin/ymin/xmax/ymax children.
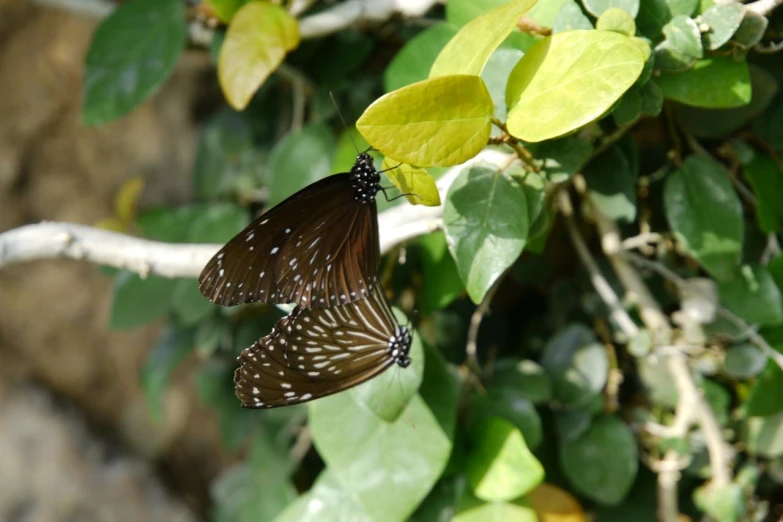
<box><xmin>724</xmin><ymin>343</ymin><xmax>767</xmax><ymax>379</ymax></box>
<box><xmin>744</xmin><ymin>152</ymin><xmax>783</xmax><ymax>233</ymax></box>
<box><xmin>657</xmin><ymin>56</ymin><xmax>751</xmax><ymax>108</ymax></box>
<box><xmin>410</xmin><ymin>475</ymin><xmax>466</xmax><ymax>522</ymax></box>
<box><xmin>731</xmin><ymin>11</ymin><xmax>768</xmax><ymax>49</ymax></box>
<box><xmin>218</xmin><ymin>2</ymin><xmax>299</xmax><ymax>110</ymax></box>
<box><xmin>596</xmin><ymin>7</ymin><xmax>637</xmax><ymax>36</ymax></box>
<box><xmin>640</xmin><ymin>80</ymin><xmax>664</xmax><ymax>116</ymax></box>
<box><xmin>636</xmin><ymin>0</ymin><xmax>671</xmax><ymax>37</ymax></box>
<box><xmin>701</xmin><ymin>379</ymin><xmax>730</xmax><ymax>426</ymax></box>
<box><xmin>745</xmin><ymin>361</ymin><xmax>783</xmax><ymax>417</ymax></box>
<box><xmin>654</xmin><ymin>15</ymin><xmax>702</xmax><ymax>71</ymax></box>
<box><xmin>381</xmin><ymin>158</ymin><xmax>440</xmax><ymax>206</ymax></box>
<box><xmin>470</xmin><ymin>390</ymin><xmax>543</xmax><ymax>450</ymax></box>
<box><xmin>82</xmin><ymin>0</ymin><xmax>186</xmax><ymax>125</ymax></box>
<box><xmin>744</xmin><ymin>411</ymin><xmax>783</xmax><ymax>458</ymax></box>
<box><xmin>467</xmin><ymin>417</ymin><xmax>544</xmax><ymax>502</ymax></box>
<box><xmin>110</xmin><ymin>271</ymin><xmax>177</xmax><ymax>330</ymax></box>
<box><xmin>309</xmin><ymin>345</ymin><xmax>457</xmax><ymax>522</ymax></box>
<box><xmin>350</xmin><ymin>313</ymin><xmax>425</xmax><ymax>422</ymax></box>
<box><xmin>430</xmin><ymin>0</ymin><xmax>537</xmax><ymax>78</ymax></box>
<box><xmin>533</xmin><ymin>137</ymin><xmax>593</xmax><ymax>183</ymax></box>
<box><xmin>357</xmin><ymin>75</ymin><xmax>494</xmax><ymax>167</ymax></box>
<box><xmin>718</xmin><ymin>264</ymin><xmax>783</xmax><ymax>326</ymax></box>
<box><xmin>141</xmin><ymin>323</ymin><xmax>194</xmax><ymax>420</ymax></box>
<box><xmin>274</xmin><ymin>470</ymin><xmax>372</xmax><ymax>522</ymax></box>
<box><xmin>482</xmin><ymin>49</ymin><xmax>525</xmax><ymax>121</ymax></box>
<box><xmin>384</xmin><ymin>23</ymin><xmax>459</xmax><ymax>92</ymax></box>
<box><xmin>187</xmin><ymin>203</ymin><xmax>249</xmax><ymax>243</ymax></box>
<box><xmin>663</xmin><ymin>154</ymin><xmax>744</xmax><ymax>280</ymax></box>
<box><xmin>612</xmin><ymin>86</ymin><xmax>642</xmax><ymax>125</ymax></box>
<box><xmin>137</xmin><ymin>204</ymin><xmax>206</xmax><ymax>243</ymax></box>
<box><xmin>489</xmin><ymin>359</ymin><xmax>552</xmax><ymax>403</ymax></box>
<box><xmin>560</xmin><ymin>415</ymin><xmax>638</xmax><ymax>505</ymax></box>
<box><xmin>693</xmin><ymin>483</ymin><xmax>745</xmax><ymax>522</ymax></box>
<box><xmin>584</xmin><ymin>145</ymin><xmax>638</xmax><ymax>223</ymax></box>
<box><xmin>583</xmin><ymin>0</ymin><xmax>640</xmax><ymax>18</ymax></box>
<box><xmin>506</xmin><ymin>30</ymin><xmax>644</xmax><ymax>142</ymax></box>
<box><xmin>205</xmin><ymin>0</ymin><xmax>249</xmax><ymax>22</ymax></box>
<box><xmin>172</xmin><ymin>278</ymin><xmax>214</xmax><ymax>325</ymax></box>
<box><xmin>419</xmin><ymin>232</ymin><xmax>466</xmax><ymax>314</ymax></box>
<box><xmin>554</xmin><ymin>2</ymin><xmax>594</xmax><ymax>32</ymax></box>
<box><xmin>701</xmin><ymin>3</ymin><xmax>745</xmax><ymax>50</ymax></box>
<box><xmin>268</xmin><ymin>124</ymin><xmax>334</xmax><ymax>207</ymax></box>
<box><xmin>540</xmin><ymin>324</ymin><xmax>608</xmax><ymax>406</ymax></box>
<box><xmin>455</xmin><ymin>494</ymin><xmax>538</xmax><ymax>522</ymax></box>
<box><xmin>443</xmin><ymin>164</ymin><xmax>529</xmax><ymax>303</ymax></box>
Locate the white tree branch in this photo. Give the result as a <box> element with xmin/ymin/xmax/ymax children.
<box><xmin>0</xmin><ymin>150</ymin><xmax>511</xmax><ymax>278</ymax></box>
<box><xmin>298</xmin><ymin>0</ymin><xmax>441</xmax><ymax>39</ymax></box>
<box><xmin>746</xmin><ymin>0</ymin><xmax>783</xmax><ymax>15</ymax></box>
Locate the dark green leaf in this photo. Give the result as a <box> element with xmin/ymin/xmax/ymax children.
<box><xmin>466</xmin><ymin>417</ymin><xmax>544</xmax><ymax>502</ymax></box>
<box><xmin>583</xmin><ymin>0</ymin><xmax>640</xmax><ymax>18</ymax></box>
<box><xmin>409</xmin><ymin>475</ymin><xmax>467</xmax><ymax>522</ymax></box>
<box><xmin>663</xmin><ymin>154</ymin><xmax>744</xmax><ymax>280</ymax></box>
<box><xmin>657</xmin><ymin>56</ymin><xmax>751</xmax><ymax>108</ymax></box>
<box><xmin>654</xmin><ymin>15</ymin><xmax>702</xmax><ymax>71</ymax></box>
<box><xmin>490</xmin><ymin>359</ymin><xmax>552</xmax><ymax>404</ymax></box>
<box><xmin>584</xmin><ymin>145</ymin><xmax>638</xmax><ymax>223</ymax></box>
<box><xmin>667</xmin><ymin>0</ymin><xmax>698</xmax><ymax>17</ymax></box>
<box><xmin>384</xmin><ymin>23</ymin><xmax>459</xmax><ymax>92</ymax></box>
<box><xmin>419</xmin><ymin>232</ymin><xmax>465</xmax><ymax>314</ymax></box>
<box><xmin>701</xmin><ymin>379</ymin><xmax>730</xmax><ymax>426</ymax></box>
<box><xmin>455</xmin><ymin>493</ymin><xmax>537</xmax><ymax>522</ymax></box>
<box><xmin>267</xmin><ymin>124</ymin><xmax>334</xmax><ymax>207</ymax></box>
<box><xmin>196</xmin><ymin>360</ymin><xmax>256</xmax><ymax>449</ymax></box>
<box><xmin>82</xmin><ymin>0</ymin><xmax>186</xmax><ymax>125</ymax></box>
<box><xmin>744</xmin><ymin>411</ymin><xmax>783</xmax><ymax>458</ymax></box>
<box><xmin>640</xmin><ymin>80</ymin><xmax>664</xmax><ymax>116</ymax></box>
<box><xmin>534</xmin><ymin>137</ymin><xmax>593</xmax><ymax>183</ymax></box>
<box><xmin>187</xmin><ymin>203</ymin><xmax>249</xmax><ymax>244</ymax></box>
<box><xmin>554</xmin><ymin>1</ymin><xmax>594</xmax><ymax>32</ymax></box>
<box><xmin>171</xmin><ymin>278</ymin><xmax>214</xmax><ymax>325</ymax></box>
<box><xmin>110</xmin><ymin>270</ymin><xmax>177</xmax><ymax>330</ymax></box>
<box><xmin>725</xmin><ymin>343</ymin><xmax>767</xmax><ymax>379</ymax></box>
<box><xmin>560</xmin><ymin>415</ymin><xmax>638</xmax><ymax>505</ymax></box>
<box><xmin>731</xmin><ymin>12</ymin><xmax>769</xmax><ymax>49</ymax></box>
<box><xmin>718</xmin><ymin>264</ymin><xmax>783</xmax><ymax>326</ymax></box>
<box><xmin>612</xmin><ymin>86</ymin><xmax>642</xmax><ymax>126</ymax></box>
<box><xmin>745</xmin><ymin>360</ymin><xmax>783</xmax><ymax>417</ymax></box>
<box><xmin>701</xmin><ymin>3</ymin><xmax>745</xmax><ymax>50</ymax></box>
<box><xmin>744</xmin><ymin>151</ymin><xmax>783</xmax><ymax>233</ymax></box>
<box><xmin>636</xmin><ymin>0</ymin><xmax>672</xmax><ymax>38</ymax></box>
<box><xmin>470</xmin><ymin>390</ymin><xmax>543</xmax><ymax>450</ymax></box>
<box><xmin>556</xmin><ymin>410</ymin><xmax>593</xmax><ymax>443</ymax></box>
<box><xmin>137</xmin><ymin>204</ymin><xmax>207</xmax><ymax>243</ymax></box>
<box><xmin>141</xmin><ymin>322</ymin><xmax>194</xmax><ymax>420</ymax></box>
<box><xmin>444</xmin><ymin>164</ymin><xmax>529</xmax><ymax>303</ymax></box>
<box><xmin>540</xmin><ymin>324</ymin><xmax>608</xmax><ymax>406</ymax></box>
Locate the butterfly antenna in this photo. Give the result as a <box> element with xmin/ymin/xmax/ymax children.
<box><xmin>329</xmin><ymin>91</ymin><xmax>361</xmax><ymax>154</ymax></box>
<box><xmin>380</xmin><ymin>187</ymin><xmax>424</xmax><ymax>203</ymax></box>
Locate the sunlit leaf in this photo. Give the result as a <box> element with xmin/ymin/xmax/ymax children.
<box><xmin>657</xmin><ymin>56</ymin><xmax>751</xmax><ymax>108</ymax></box>
<box><xmin>381</xmin><ymin>158</ymin><xmax>440</xmax><ymax>206</ymax></box>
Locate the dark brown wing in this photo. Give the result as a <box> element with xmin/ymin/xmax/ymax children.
<box><xmin>234</xmin><ymin>285</ymin><xmax>410</xmax><ymax>408</ymax></box>
<box><xmin>198</xmin><ymin>174</ymin><xmax>380</xmax><ymax>308</ymax></box>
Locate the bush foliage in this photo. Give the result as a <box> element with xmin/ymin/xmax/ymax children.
<box><xmin>83</xmin><ymin>0</ymin><xmax>783</xmax><ymax>520</ymax></box>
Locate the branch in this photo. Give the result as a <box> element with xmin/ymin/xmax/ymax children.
<box><xmin>0</xmin><ymin>150</ymin><xmax>512</xmax><ymax>278</ymax></box>
<box><xmin>465</xmin><ymin>275</ymin><xmax>504</xmax><ymax>373</ymax></box>
<box><xmin>746</xmin><ymin>0</ymin><xmax>783</xmax><ymax>16</ymax></box>
<box><xmin>298</xmin><ymin>0</ymin><xmax>440</xmax><ymax>39</ymax></box>
<box><xmin>31</xmin><ymin>0</ymin><xmax>112</xmax><ymax>18</ymax></box>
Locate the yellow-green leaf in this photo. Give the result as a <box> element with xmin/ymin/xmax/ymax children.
<box><xmin>218</xmin><ymin>2</ymin><xmax>299</xmax><ymax>110</ymax></box>
<box><xmin>357</xmin><ymin>75</ymin><xmax>494</xmax><ymax>167</ymax></box>
<box><xmin>115</xmin><ymin>176</ymin><xmax>145</xmax><ymax>224</ymax></box>
<box><xmin>381</xmin><ymin>158</ymin><xmax>441</xmax><ymax>206</ymax></box>
<box><xmin>506</xmin><ymin>30</ymin><xmax>644</xmax><ymax>142</ymax></box>
<box><xmin>430</xmin><ymin>0</ymin><xmax>537</xmax><ymax>78</ymax></box>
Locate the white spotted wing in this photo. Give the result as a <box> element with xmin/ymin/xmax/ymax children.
<box><xmin>234</xmin><ymin>284</ymin><xmax>412</xmax><ymax>408</ymax></box>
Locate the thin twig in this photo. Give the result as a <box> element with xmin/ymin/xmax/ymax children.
<box><xmin>622</xmin><ymin>232</ymin><xmax>663</xmax><ymax>251</ymax></box>
<box><xmin>465</xmin><ymin>276</ymin><xmax>504</xmax><ymax>374</ymax></box>
<box><xmin>591</xmin><ymin>117</ymin><xmax>640</xmax><ymax>160</ymax></box>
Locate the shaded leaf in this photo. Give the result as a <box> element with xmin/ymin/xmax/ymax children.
<box><xmin>419</xmin><ymin>232</ymin><xmax>466</xmax><ymax>314</ymax></box>
<box><xmin>540</xmin><ymin>324</ymin><xmax>608</xmax><ymax>406</ymax></box>
<box><xmin>141</xmin><ymin>323</ymin><xmax>194</xmax><ymax>420</ymax></box>
<box><xmin>744</xmin><ymin>151</ymin><xmax>783</xmax><ymax>233</ymax></box>
<box><xmin>267</xmin><ymin>124</ymin><xmax>334</xmax><ymax>207</ymax></box>
<box><xmin>718</xmin><ymin>264</ymin><xmax>783</xmax><ymax>326</ymax></box>
<box><xmin>584</xmin><ymin>145</ymin><xmax>638</xmax><ymax>223</ymax></box>
<box><xmin>654</xmin><ymin>15</ymin><xmax>702</xmax><ymax>71</ymax></box>
<box><xmin>110</xmin><ymin>271</ymin><xmax>177</xmax><ymax>330</ymax></box>
<box><xmin>657</xmin><ymin>56</ymin><xmax>751</xmax><ymax>108</ymax></box>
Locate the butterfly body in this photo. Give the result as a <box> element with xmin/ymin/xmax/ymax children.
<box><xmin>199</xmin><ymin>153</ymin><xmax>382</xmax><ymax>308</ymax></box>
<box><xmin>234</xmin><ymin>284</ymin><xmax>412</xmax><ymax>408</ymax></box>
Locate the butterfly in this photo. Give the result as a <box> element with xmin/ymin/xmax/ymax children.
<box><xmin>199</xmin><ymin>152</ymin><xmax>383</xmax><ymax>309</ymax></box>
<box><xmin>234</xmin><ymin>283</ymin><xmax>412</xmax><ymax>408</ymax></box>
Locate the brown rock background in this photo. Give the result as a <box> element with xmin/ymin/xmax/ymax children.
<box><xmin>0</xmin><ymin>1</ymin><xmax>233</xmax><ymax>518</ymax></box>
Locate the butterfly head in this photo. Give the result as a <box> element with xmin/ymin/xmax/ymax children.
<box><xmin>350</xmin><ymin>152</ymin><xmax>381</xmax><ymax>205</ymax></box>
<box><xmin>390</xmin><ymin>325</ymin><xmax>412</xmax><ymax>368</ymax></box>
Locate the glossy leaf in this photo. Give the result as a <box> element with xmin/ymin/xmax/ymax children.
<box><xmin>381</xmin><ymin>158</ymin><xmax>440</xmax><ymax>206</ymax></box>
<box><xmin>430</xmin><ymin>0</ymin><xmax>537</xmax><ymax>78</ymax></box>
<box><xmin>141</xmin><ymin>323</ymin><xmax>194</xmax><ymax>420</ymax></box>
<box><xmin>744</xmin><ymin>152</ymin><xmax>783</xmax><ymax>233</ymax></box>
<box><xmin>267</xmin><ymin>124</ymin><xmax>334</xmax><ymax>207</ymax></box>
<box><xmin>384</xmin><ymin>23</ymin><xmax>459</xmax><ymax>92</ymax></box>
<box><xmin>663</xmin><ymin>154</ymin><xmax>744</xmax><ymax>280</ymax></box>
<box><xmin>82</xmin><ymin>0</ymin><xmax>186</xmax><ymax>125</ymax></box>
<box><xmin>110</xmin><ymin>271</ymin><xmax>177</xmax><ymax>330</ymax></box>
<box><xmin>506</xmin><ymin>30</ymin><xmax>644</xmax><ymax>142</ymax></box>
<box><xmin>443</xmin><ymin>164</ymin><xmax>529</xmax><ymax>303</ymax></box>
<box><xmin>583</xmin><ymin>145</ymin><xmax>638</xmax><ymax>223</ymax></box>
<box><xmin>656</xmin><ymin>56</ymin><xmax>751</xmax><ymax>108</ymax></box>
<box><xmin>218</xmin><ymin>2</ymin><xmax>299</xmax><ymax>110</ymax></box>
<box><xmin>467</xmin><ymin>417</ymin><xmax>544</xmax><ymax>502</ymax></box>
<box><xmin>357</xmin><ymin>75</ymin><xmax>494</xmax><ymax>167</ymax></box>
<box><xmin>540</xmin><ymin>324</ymin><xmax>608</xmax><ymax>406</ymax></box>
<box><xmin>654</xmin><ymin>15</ymin><xmax>702</xmax><ymax>71</ymax></box>
<box><xmin>560</xmin><ymin>415</ymin><xmax>638</xmax><ymax>505</ymax></box>
<box><xmin>583</xmin><ymin>0</ymin><xmax>640</xmax><ymax>17</ymax></box>
<box><xmin>718</xmin><ymin>264</ymin><xmax>783</xmax><ymax>326</ymax></box>
<box><xmin>596</xmin><ymin>7</ymin><xmax>637</xmax><ymax>36</ymax></box>
<box><xmin>702</xmin><ymin>3</ymin><xmax>745</xmax><ymax>50</ymax></box>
